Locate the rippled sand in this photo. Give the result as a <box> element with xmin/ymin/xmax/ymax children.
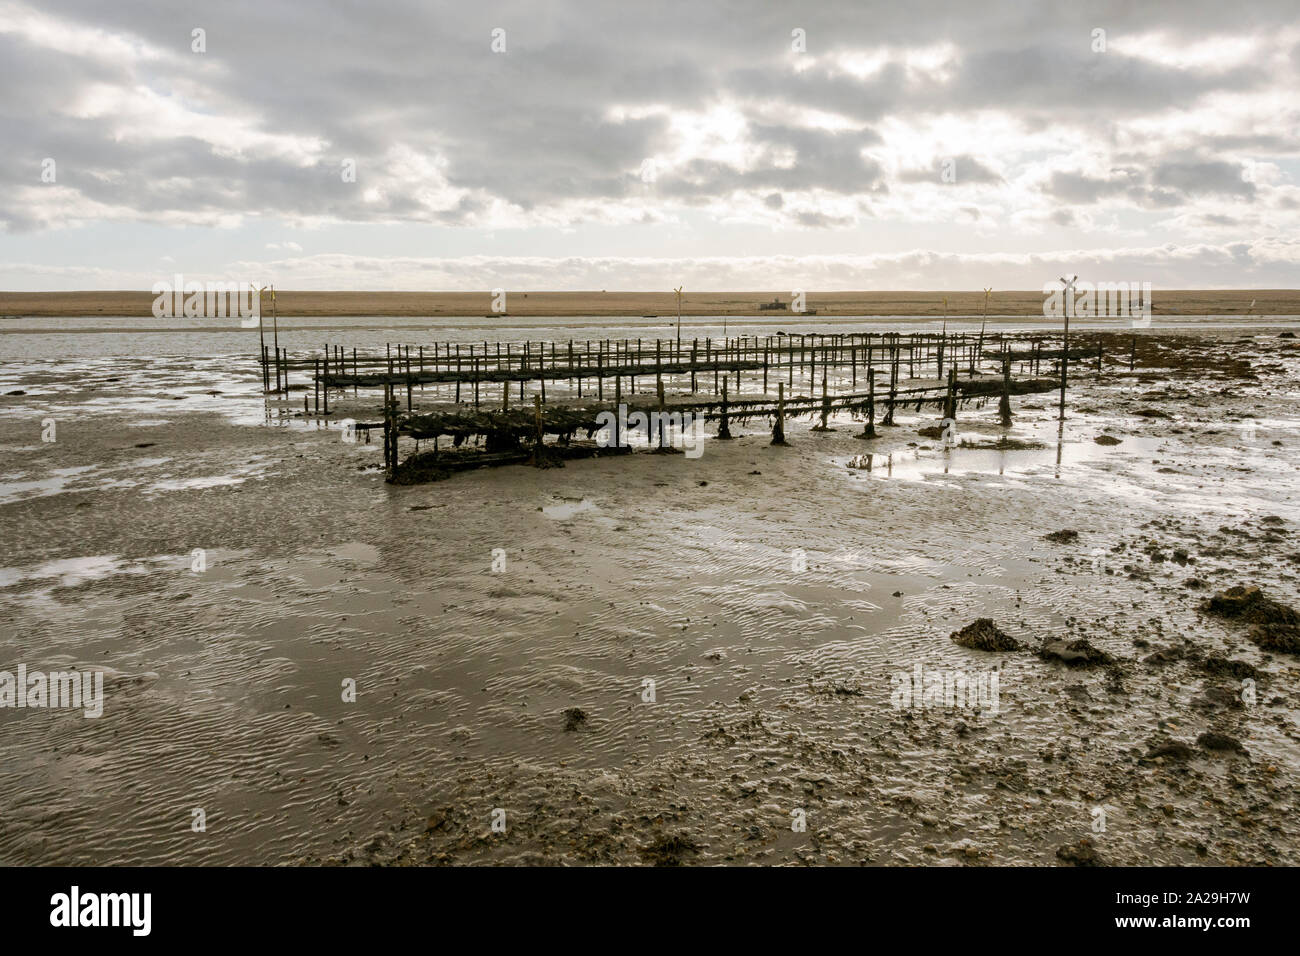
<box><xmin>1</xmin><ymin>326</ymin><xmax>1298</xmax><ymax>865</ymax></box>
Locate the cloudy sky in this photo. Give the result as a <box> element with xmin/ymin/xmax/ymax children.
<box><xmin>3</xmin><ymin>0</ymin><xmax>1299</xmax><ymax>290</ymax></box>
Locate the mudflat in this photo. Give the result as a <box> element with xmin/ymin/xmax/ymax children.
<box><xmin>0</xmin><ymin>324</ymin><xmax>1298</xmax><ymax>865</ymax></box>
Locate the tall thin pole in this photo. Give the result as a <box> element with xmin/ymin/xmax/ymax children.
<box><xmin>674</xmin><ymin>285</ymin><xmax>683</xmax><ymax>353</ymax></box>
<box><xmin>1059</xmin><ymin>275</ymin><xmax>1076</xmax><ymax>422</ymax></box>
<box><xmin>271</xmin><ymin>285</ymin><xmax>279</xmax><ymax>392</ymax></box>
<box><xmin>976</xmin><ymin>287</ymin><xmax>990</xmax><ymax>375</ymax></box>
<box><xmin>940</xmin><ymin>297</ymin><xmax>947</xmax><ymax>379</ymax></box>
<box><xmin>256</xmin><ymin>284</ymin><xmax>267</xmax><ymax>392</ymax></box>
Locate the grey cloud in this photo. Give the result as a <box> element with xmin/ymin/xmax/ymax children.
<box><xmin>1152</xmin><ymin>160</ymin><xmax>1255</xmax><ymax>198</ymax></box>
<box><xmin>1046</xmin><ymin>159</ymin><xmax>1256</xmax><ymax>208</ymax></box>
<box><xmin>3</xmin><ymin>0</ymin><xmax>1300</xmax><ymax>237</ymax></box>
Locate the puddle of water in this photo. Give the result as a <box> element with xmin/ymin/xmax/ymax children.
<box><xmin>149</xmin><ymin>474</ymin><xmax>251</xmax><ymax>492</ymax></box>
<box><xmin>0</xmin><ymin>554</ymin><xmax>133</xmax><ymax>589</ymax></box>
<box><xmin>0</xmin><ymin>475</ymin><xmax>73</xmax><ymax>504</ymax></box>
<box><xmin>542</xmin><ymin>497</ymin><xmax>599</xmax><ymax>520</ymax></box>
<box><xmin>0</xmin><ymin>553</ymin><xmax>192</xmax><ymax>589</ymax></box>
<box><xmin>328</xmin><ymin>542</ymin><xmax>381</xmax><ymax>564</ymax></box>
<box><xmin>146</xmin><ymin>457</ymin><xmax>274</xmax><ymax>493</ymax></box>
<box><xmin>845</xmin><ymin>444</ymin><xmax>1074</xmax><ymax>480</ymax></box>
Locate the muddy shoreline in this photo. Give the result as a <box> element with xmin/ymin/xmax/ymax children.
<box><xmin>0</xmin><ymin>327</ymin><xmax>1297</xmax><ymax>866</ymax></box>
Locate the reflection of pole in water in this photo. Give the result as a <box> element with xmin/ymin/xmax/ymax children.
<box><xmin>1055</xmin><ymin>423</ymin><xmax>1065</xmax><ymax>479</ymax></box>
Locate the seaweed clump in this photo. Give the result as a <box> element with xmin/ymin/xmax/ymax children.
<box><xmin>950</xmin><ymin>619</ymin><xmax>1022</xmax><ymax>651</ymax></box>
<box><xmin>1200</xmin><ymin>585</ymin><xmax>1300</xmax><ymax>654</ymax></box>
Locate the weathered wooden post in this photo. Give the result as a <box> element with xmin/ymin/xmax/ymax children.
<box><xmin>613</xmin><ymin>375</ymin><xmax>622</xmax><ymax>447</ymax></box>
<box><xmin>771</xmin><ymin>381</ymin><xmax>788</xmax><ymax>446</ymax></box>
<box><xmin>812</xmin><ymin>367</ymin><xmax>833</xmax><ymax>431</ymax></box>
<box><xmin>655</xmin><ymin>380</ymin><xmax>667</xmax><ymax>451</ymax></box>
<box><xmin>382</xmin><ymin>382</ymin><xmax>392</xmax><ymax>476</ymax></box>
<box><xmin>999</xmin><ymin>353</ymin><xmax>1013</xmax><ymax>426</ymax></box>
<box><xmin>531</xmin><ymin>395</ymin><xmax>544</xmax><ymax>466</ymax></box>
<box><xmin>808</xmin><ymin>335</ymin><xmax>816</xmax><ymax>396</ymax></box>
<box><xmin>390</xmin><ymin>382</ymin><xmax>400</xmax><ymax>476</ymax></box>
<box><xmin>717</xmin><ymin>377</ymin><xmax>733</xmax><ymax>440</ymax></box>
<box><xmin>857</xmin><ymin>371</ymin><xmax>878</xmax><ymax>439</ymax></box>
<box><xmin>883</xmin><ymin>337</ymin><xmax>898</xmax><ymax>426</ymax></box>
<box><xmin>381</xmin><ymin>383</ymin><xmax>388</xmax><ymax>472</ymax></box>
<box><xmin>938</xmin><ymin>300</ymin><xmax>947</xmax><ymax>379</ymax></box>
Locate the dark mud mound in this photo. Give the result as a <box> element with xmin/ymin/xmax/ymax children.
<box><xmin>1093</xmin><ymin>434</ymin><xmax>1122</xmax><ymax>445</ymax></box>
<box><xmin>1200</xmin><ymin>585</ymin><xmax>1300</xmax><ymax>654</ymax></box>
<box><xmin>1056</xmin><ymin>838</ymin><xmax>1104</xmax><ymax>866</ymax></box>
<box><xmin>1144</xmin><ymin>739</ymin><xmax>1196</xmax><ymax>762</ymax></box>
<box><xmin>1198</xmin><ymin>732</ymin><xmax>1247</xmax><ymax>754</ymax></box>
<box><xmin>639</xmin><ymin>833</ymin><xmax>702</xmax><ymax>866</ymax></box>
<box><xmin>1199</xmin><ymin>655</ymin><xmax>1258</xmax><ymax>680</ymax></box>
<box><xmin>1043</xmin><ymin>529</ymin><xmax>1079</xmax><ymax>544</ymax></box>
<box><xmin>389</xmin><ymin>449</ymin><xmax>456</xmax><ymax>484</ymax></box>
<box><xmin>951</xmin><ymin>618</ymin><xmax>1021</xmax><ymax>651</ymax></box>
<box><xmin>1038</xmin><ymin>638</ymin><xmax>1114</xmax><ymax>667</ymax></box>
<box><xmin>1143</xmin><ymin>644</ymin><xmax>1184</xmax><ymax>665</ymax></box>
<box><xmin>561</xmin><ymin>707</ymin><xmax>588</xmax><ymax>732</ymax></box>
<box><xmin>388</xmin><ymin>442</ymin><xmax>619</xmax><ymax>484</ymax></box>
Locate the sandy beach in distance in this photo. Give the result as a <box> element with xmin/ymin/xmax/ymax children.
<box><xmin>3</xmin><ymin>289</ymin><xmax>1299</xmax><ymax>318</ymax></box>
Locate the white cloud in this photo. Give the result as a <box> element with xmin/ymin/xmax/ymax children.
<box><xmin>2</xmin><ymin>0</ymin><xmax>1298</xmax><ymax>287</ymax></box>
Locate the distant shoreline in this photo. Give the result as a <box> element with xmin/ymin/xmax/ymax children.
<box><xmin>1</xmin><ymin>289</ymin><xmax>1296</xmax><ymax>318</ymax></box>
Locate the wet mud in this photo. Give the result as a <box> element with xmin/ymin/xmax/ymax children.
<box><xmin>0</xmin><ymin>326</ymin><xmax>1297</xmax><ymax>866</ymax></box>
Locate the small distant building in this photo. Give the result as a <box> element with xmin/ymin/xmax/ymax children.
<box><xmin>758</xmin><ymin>297</ymin><xmax>788</xmax><ymax>311</ymax></box>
